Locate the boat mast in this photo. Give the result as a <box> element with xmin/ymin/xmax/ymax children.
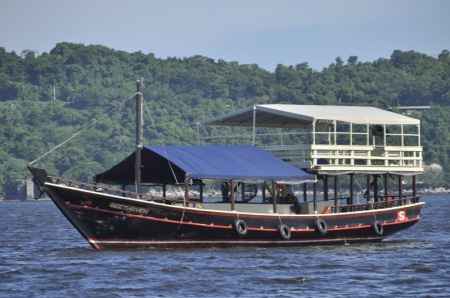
<box><xmin>135</xmin><ymin>79</ymin><xmax>144</xmax><ymax>195</ymax></box>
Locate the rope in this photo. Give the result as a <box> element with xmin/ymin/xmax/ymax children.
<box><xmin>177</xmin><ymin>207</ymin><xmax>186</xmax><ymax>234</ymax></box>
<box><xmin>143</xmin><ymin>99</ymin><xmax>156</xmax><ymax>128</ymax></box>
<box><xmin>28</xmin><ymin>91</ymin><xmax>140</xmax><ymax>167</ymax></box>
<box><xmin>29</xmin><ymin>119</ymin><xmax>98</xmax><ymax>166</ymax></box>
<box><xmin>163</xmin><ymin>145</ymin><xmax>188</xmax><ymax>234</ymax></box>
<box><xmin>277</xmin><ymin>213</ymin><xmax>283</xmax><ymax>227</ymax></box>
<box><xmin>167</xmin><ymin>161</ymin><xmax>179</xmax><ymax>185</ymax></box>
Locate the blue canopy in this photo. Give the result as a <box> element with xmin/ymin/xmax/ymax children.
<box><xmin>95</xmin><ymin>145</ymin><xmax>313</xmax><ymax>184</ymax></box>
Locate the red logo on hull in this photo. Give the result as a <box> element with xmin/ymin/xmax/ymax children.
<box><xmin>396</xmin><ymin>210</ymin><xmax>408</xmax><ymax>222</ymax></box>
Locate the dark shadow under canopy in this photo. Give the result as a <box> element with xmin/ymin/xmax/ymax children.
<box><xmin>94</xmin><ymin>145</ymin><xmax>313</xmax><ymax>185</ymax></box>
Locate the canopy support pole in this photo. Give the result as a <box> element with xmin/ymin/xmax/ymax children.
<box><xmin>384</xmin><ymin>174</ymin><xmax>388</xmax><ymax>200</ymax></box>
<box><xmin>303</xmin><ymin>183</ymin><xmax>307</xmax><ymax>202</ymax></box>
<box><xmin>323</xmin><ymin>175</ymin><xmax>328</xmax><ymax>201</ymax></box>
<box><xmin>334</xmin><ymin>176</ymin><xmax>338</xmax><ymax>211</ymax></box>
<box><xmin>135</xmin><ymin>79</ymin><xmax>144</xmax><ymax>196</ymax></box>
<box><xmin>162</xmin><ymin>184</ymin><xmax>166</xmax><ymax>198</ymax></box>
<box><xmin>199</xmin><ymin>182</ymin><xmax>204</xmax><ymax>202</ymax></box>
<box><xmin>398</xmin><ymin>175</ymin><xmax>403</xmax><ymax>200</ymax></box>
<box><xmin>374</xmin><ymin>175</ymin><xmax>379</xmax><ymax>203</ymax></box>
<box><xmin>272</xmin><ymin>181</ymin><xmax>277</xmax><ymax>213</ymax></box>
<box><xmin>262</xmin><ymin>182</ymin><xmax>266</xmax><ymax>202</ymax></box>
<box><xmin>230</xmin><ymin>180</ymin><xmax>235</xmax><ymax>211</ymax></box>
<box><xmin>366</xmin><ymin>175</ymin><xmax>371</xmax><ymax>203</ymax></box>
<box><xmin>252</xmin><ymin>105</ymin><xmax>256</xmax><ymax>146</ymax></box>
<box><xmin>313</xmin><ymin>181</ymin><xmax>317</xmax><ymax>213</ymax></box>
<box><xmin>412</xmin><ymin>175</ymin><xmax>417</xmax><ymax>198</ymax></box>
<box><xmin>349</xmin><ymin>174</ymin><xmax>354</xmax><ymax>205</ymax></box>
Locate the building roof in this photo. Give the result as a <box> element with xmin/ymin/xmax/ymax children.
<box><xmin>95</xmin><ymin>144</ymin><xmax>314</xmax><ymax>185</ymax></box>
<box><xmin>207</xmin><ymin>104</ymin><xmax>420</xmax><ymax>127</ymax></box>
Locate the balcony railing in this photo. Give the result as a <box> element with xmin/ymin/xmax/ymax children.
<box><xmin>331</xmin><ymin>195</ymin><xmax>420</xmax><ymax>213</ymax></box>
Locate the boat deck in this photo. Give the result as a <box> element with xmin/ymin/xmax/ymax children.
<box><xmin>45</xmin><ymin>175</ymin><xmax>419</xmax><ymax>215</ymax></box>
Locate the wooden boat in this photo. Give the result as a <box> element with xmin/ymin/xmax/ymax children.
<box><xmin>29</xmin><ymin>80</ymin><xmax>424</xmax><ymax>250</ymax></box>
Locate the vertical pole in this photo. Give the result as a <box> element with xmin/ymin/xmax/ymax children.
<box><xmin>334</xmin><ymin>176</ymin><xmax>338</xmax><ymax>210</ymax></box>
<box><xmin>323</xmin><ymin>175</ymin><xmax>328</xmax><ymax>201</ymax></box>
<box><xmin>366</xmin><ymin>124</ymin><xmax>370</xmax><ymax>145</ymax></box>
<box><xmin>400</xmin><ymin>124</ymin><xmax>404</xmax><ymax>146</ymax></box>
<box><xmin>349</xmin><ymin>123</ymin><xmax>353</xmax><ymax>146</ymax></box>
<box><xmin>25</xmin><ymin>177</ymin><xmax>34</xmax><ymax>200</ymax></box>
<box><xmin>383</xmin><ymin>124</ymin><xmax>388</xmax><ymax>166</ymax></box>
<box><xmin>272</xmin><ymin>181</ymin><xmax>277</xmax><ymax>213</ymax></box>
<box><xmin>135</xmin><ymin>79</ymin><xmax>144</xmax><ymax>195</ymax></box>
<box><xmin>384</xmin><ymin>173</ymin><xmax>388</xmax><ymax>200</ymax></box>
<box><xmin>333</xmin><ymin>120</ymin><xmax>337</xmax><ymax>145</ymax></box>
<box><xmin>312</xmin><ymin>120</ymin><xmax>316</xmax><ymax>167</ymax></box>
<box><xmin>312</xmin><ymin>120</ymin><xmax>316</xmax><ymax>145</ymax></box>
<box><xmin>303</xmin><ymin>183</ymin><xmax>307</xmax><ymax>202</ymax></box>
<box><xmin>412</xmin><ymin>175</ymin><xmax>417</xmax><ymax>198</ymax></box>
<box><xmin>196</xmin><ymin>122</ymin><xmax>201</xmax><ymax>144</ymax></box>
<box><xmin>199</xmin><ymin>182</ymin><xmax>204</xmax><ymax>202</ymax></box>
<box><xmin>328</xmin><ymin>124</ymin><xmax>332</xmax><ymax>145</ymax></box>
<box><xmin>230</xmin><ymin>180</ymin><xmax>235</xmax><ymax>211</ymax></box>
<box><xmin>252</xmin><ymin>105</ymin><xmax>256</xmax><ymax>146</ymax></box>
<box><xmin>162</xmin><ymin>184</ymin><xmax>166</xmax><ymax>198</ymax></box>
<box><xmin>262</xmin><ymin>182</ymin><xmax>266</xmax><ymax>202</ymax></box>
<box><xmin>313</xmin><ymin>180</ymin><xmax>317</xmax><ymax>213</ymax></box>
<box><xmin>349</xmin><ymin>174</ymin><xmax>354</xmax><ymax>206</ymax></box>
<box><xmin>52</xmin><ymin>84</ymin><xmax>56</xmax><ymax>102</ymax></box>
<box><xmin>417</xmin><ymin>124</ymin><xmax>421</xmax><ymax>146</ymax></box>
<box><xmin>398</xmin><ymin>175</ymin><xmax>403</xmax><ymax>200</ymax></box>
<box><xmin>366</xmin><ymin>175</ymin><xmax>371</xmax><ymax>203</ymax></box>
<box><xmin>184</xmin><ymin>176</ymin><xmax>190</xmax><ymax>207</ymax></box>
<box><xmin>241</xmin><ymin>182</ymin><xmax>245</xmax><ymax>201</ymax></box>
<box><xmin>374</xmin><ymin>175</ymin><xmax>378</xmax><ymax>203</ymax></box>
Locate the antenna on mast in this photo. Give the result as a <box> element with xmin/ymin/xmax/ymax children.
<box><xmin>52</xmin><ymin>84</ymin><xmax>56</xmax><ymax>102</ymax></box>
<box><xmin>135</xmin><ymin>79</ymin><xmax>144</xmax><ymax>195</ymax></box>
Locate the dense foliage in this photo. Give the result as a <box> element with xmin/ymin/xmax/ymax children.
<box><xmin>0</xmin><ymin>43</ymin><xmax>449</xmax><ymax>197</ymax></box>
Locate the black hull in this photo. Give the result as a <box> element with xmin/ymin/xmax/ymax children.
<box><xmin>42</xmin><ymin>181</ymin><xmax>423</xmax><ymax>250</ymax></box>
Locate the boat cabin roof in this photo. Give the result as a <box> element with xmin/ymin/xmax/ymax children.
<box><xmin>206</xmin><ymin>104</ymin><xmax>420</xmax><ymax>128</ymax></box>
<box><xmin>94</xmin><ymin>144</ymin><xmax>313</xmax><ymax>185</ymax></box>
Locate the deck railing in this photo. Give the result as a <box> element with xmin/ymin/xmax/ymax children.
<box><xmin>47</xmin><ymin>175</ymin><xmax>420</xmax><ymax>214</ymax></box>
<box><xmin>48</xmin><ymin>176</ymin><xmax>158</xmax><ymax>201</ymax></box>
<box><xmin>200</xmin><ymin>129</ymin><xmax>423</xmax><ymax>172</ymax></box>
<box><xmin>331</xmin><ymin>195</ymin><xmax>420</xmax><ymax>213</ymax></box>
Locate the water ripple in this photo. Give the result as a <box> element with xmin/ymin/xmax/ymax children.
<box><xmin>1</xmin><ymin>196</ymin><xmax>449</xmax><ymax>297</ymax></box>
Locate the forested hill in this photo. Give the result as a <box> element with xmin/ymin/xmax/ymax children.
<box><xmin>0</xmin><ymin>43</ymin><xmax>449</xmax><ymax>198</ymax></box>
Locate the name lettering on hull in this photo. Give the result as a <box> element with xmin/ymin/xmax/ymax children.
<box><xmin>109</xmin><ymin>202</ymin><xmax>149</xmax><ymax>215</ymax></box>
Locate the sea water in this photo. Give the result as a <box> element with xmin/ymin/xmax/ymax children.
<box><xmin>0</xmin><ymin>195</ymin><xmax>449</xmax><ymax>297</ymax></box>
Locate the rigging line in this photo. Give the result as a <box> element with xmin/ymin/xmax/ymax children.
<box><xmin>101</xmin><ymin>92</ymin><xmax>139</xmax><ymax>116</ymax></box>
<box><xmin>162</xmin><ymin>145</ymin><xmax>179</xmax><ymax>184</ymax></box>
<box><xmin>278</xmin><ymin>212</ymin><xmax>283</xmax><ymax>227</ymax></box>
<box><xmin>29</xmin><ymin>119</ymin><xmax>98</xmax><ymax>166</ymax></box>
<box><xmin>28</xmin><ymin>91</ymin><xmax>139</xmax><ymax>167</ymax></box>
<box><xmin>177</xmin><ymin>207</ymin><xmax>186</xmax><ymax>234</ymax></box>
<box><xmin>167</xmin><ymin>160</ymin><xmax>179</xmax><ymax>185</ymax></box>
<box><xmin>143</xmin><ymin>100</ymin><xmax>156</xmax><ymax>128</ymax></box>
<box><xmin>165</xmin><ymin>147</ymin><xmax>186</xmax><ymax>234</ymax></box>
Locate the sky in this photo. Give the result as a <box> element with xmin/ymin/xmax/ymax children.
<box><xmin>1</xmin><ymin>0</ymin><xmax>449</xmax><ymax>70</ymax></box>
